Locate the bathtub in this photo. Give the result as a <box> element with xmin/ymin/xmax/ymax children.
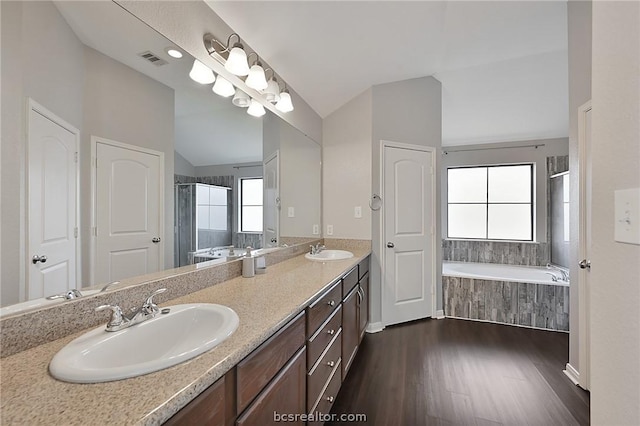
<box><xmin>442</xmin><ymin>261</ymin><xmax>570</xmax><ymax>331</ymax></box>
<box><xmin>443</xmin><ymin>261</ymin><xmax>569</xmax><ymax>286</ymax></box>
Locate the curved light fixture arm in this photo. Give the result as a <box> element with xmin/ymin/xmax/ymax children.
<box><xmin>204</xmin><ymin>32</ymin><xmax>242</xmax><ymax>56</ymax></box>
<box><xmin>246</xmin><ymin>52</ymin><xmax>260</xmax><ymax>66</ymax></box>
<box><xmin>264</xmin><ymin>68</ymin><xmax>276</xmax><ymax>80</ymax></box>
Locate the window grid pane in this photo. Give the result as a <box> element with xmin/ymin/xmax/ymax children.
<box><xmin>447</xmin><ymin>164</ymin><xmax>533</xmax><ymax>241</ymax></box>
<box><xmin>240</xmin><ymin>178</ymin><xmax>263</xmax><ymax>233</ymax></box>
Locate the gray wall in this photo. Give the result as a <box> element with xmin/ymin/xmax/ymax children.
<box><xmin>590</xmin><ymin>1</ymin><xmax>640</xmax><ymax>422</ymax></box>
<box><xmin>174</xmin><ymin>151</ymin><xmax>196</xmax><ymax>177</ymax></box>
<box><xmin>371</xmin><ymin>76</ymin><xmax>443</xmax><ymax>324</ymax></box>
<box><xmin>82</xmin><ymin>47</ymin><xmax>175</xmax><ymax>281</ymax></box>
<box><xmin>567</xmin><ymin>0</ymin><xmax>592</xmax><ymax>379</ymax></box>
<box><xmin>1</xmin><ymin>1</ymin><xmax>84</xmax><ymax>305</ymax></box>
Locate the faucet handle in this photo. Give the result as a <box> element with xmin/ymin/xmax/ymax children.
<box><xmin>142</xmin><ymin>288</ymin><xmax>166</xmax><ymax>314</ymax></box>
<box><xmin>95</xmin><ymin>304</ymin><xmax>125</xmax><ymax>328</ymax></box>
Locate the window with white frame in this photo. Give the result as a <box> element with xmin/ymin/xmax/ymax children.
<box><xmin>240</xmin><ymin>178</ymin><xmax>263</xmax><ymax>233</ymax></box>
<box><xmin>447</xmin><ymin>164</ymin><xmax>534</xmax><ymax>241</ymax></box>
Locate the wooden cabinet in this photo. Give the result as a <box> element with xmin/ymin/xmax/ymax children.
<box><xmin>164</xmin><ymin>374</ymin><xmax>227</xmax><ymax>426</ymax></box>
<box><xmin>236</xmin><ymin>348</ymin><xmax>307</xmax><ymax>426</ymax></box>
<box><xmin>358</xmin><ymin>272</ymin><xmax>369</xmax><ymax>341</ymax></box>
<box><xmin>307</xmin><ymin>280</ymin><xmax>341</xmax><ymax>336</ymax></box>
<box><xmin>341</xmin><ymin>284</ymin><xmax>359</xmax><ymax>378</ymax></box>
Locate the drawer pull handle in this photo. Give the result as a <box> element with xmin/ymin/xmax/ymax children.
<box><xmin>327</xmin><ymin>329</ymin><xmax>336</xmax><ymax>335</ymax></box>
<box><xmin>327</xmin><ymin>300</ymin><xmax>336</xmax><ymax>307</ymax></box>
<box><xmin>327</xmin><ymin>360</ymin><xmax>335</xmax><ymax>367</ymax></box>
<box><xmin>326</xmin><ymin>396</ymin><xmax>335</xmax><ymax>403</ymax></box>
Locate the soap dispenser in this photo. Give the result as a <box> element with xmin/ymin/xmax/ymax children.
<box><xmin>242</xmin><ymin>246</ymin><xmax>255</xmax><ymax>278</ymax></box>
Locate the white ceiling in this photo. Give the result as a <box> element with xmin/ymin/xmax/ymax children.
<box><xmin>54</xmin><ymin>1</ymin><xmax>262</xmax><ymax>166</ymax></box>
<box><xmin>207</xmin><ymin>1</ymin><xmax>569</xmax><ymax>146</ymax></box>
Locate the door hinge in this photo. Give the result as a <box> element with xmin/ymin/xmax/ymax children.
<box><xmin>74</xmin><ymin>227</ymin><xmax>78</xmax><ymax>238</ymax></box>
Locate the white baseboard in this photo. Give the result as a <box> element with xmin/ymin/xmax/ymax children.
<box><xmin>435</xmin><ymin>310</ymin><xmax>445</xmax><ymax>319</ymax></box>
<box><xmin>366</xmin><ymin>322</ymin><xmax>385</xmax><ymax>333</ymax></box>
<box><xmin>563</xmin><ymin>363</ymin><xmax>580</xmax><ymax>386</ymax></box>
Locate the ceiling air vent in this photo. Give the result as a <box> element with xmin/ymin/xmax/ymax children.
<box><xmin>138</xmin><ymin>51</ymin><xmax>167</xmax><ymax>66</ymax></box>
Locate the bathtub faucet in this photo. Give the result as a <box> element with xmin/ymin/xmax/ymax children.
<box><xmin>546</xmin><ymin>263</ymin><xmax>569</xmax><ymax>282</ymax></box>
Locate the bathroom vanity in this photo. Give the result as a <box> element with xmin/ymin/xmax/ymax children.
<box><xmin>0</xmin><ymin>248</ymin><xmax>370</xmax><ymax>425</ymax></box>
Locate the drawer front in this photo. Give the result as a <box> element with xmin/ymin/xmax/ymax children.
<box><xmin>342</xmin><ymin>267</ymin><xmax>358</xmax><ymax>298</ymax></box>
<box><xmin>308</xmin><ymin>359</ymin><xmax>342</xmax><ymax>426</ymax></box>
<box><xmin>307</xmin><ymin>305</ymin><xmax>342</xmax><ymax>369</ymax></box>
<box><xmin>237</xmin><ymin>311</ymin><xmax>306</xmax><ymax>414</ymax></box>
<box><xmin>358</xmin><ymin>257</ymin><xmax>369</xmax><ymax>281</ymax></box>
<box><xmin>165</xmin><ymin>375</ymin><xmax>225</xmax><ymax>426</ymax></box>
<box><xmin>307</xmin><ymin>329</ymin><xmax>342</xmax><ymax>411</ymax></box>
<box><xmin>307</xmin><ymin>280</ymin><xmax>341</xmax><ymax>336</ymax></box>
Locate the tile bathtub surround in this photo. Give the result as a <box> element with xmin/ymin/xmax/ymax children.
<box><xmin>443</xmin><ymin>276</ymin><xmax>569</xmax><ymax>331</ymax></box>
<box><xmin>0</xmin><ymin>249</ymin><xmax>371</xmax><ymax>425</ymax></box>
<box><xmin>0</xmin><ymin>239</ymin><xmax>322</xmax><ymax>358</ymax></box>
<box><xmin>442</xmin><ymin>239</ymin><xmax>550</xmax><ymax>266</ymax></box>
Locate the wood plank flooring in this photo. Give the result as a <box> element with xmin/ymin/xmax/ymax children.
<box><xmin>329</xmin><ymin>318</ymin><xmax>589</xmax><ymax>426</ymax></box>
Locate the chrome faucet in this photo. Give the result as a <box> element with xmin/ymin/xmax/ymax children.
<box><xmin>95</xmin><ymin>288</ymin><xmax>166</xmax><ymax>332</ymax></box>
<box><xmin>46</xmin><ymin>289</ymin><xmax>83</xmax><ymax>300</ymax></box>
<box><xmin>544</xmin><ymin>272</ymin><xmax>559</xmax><ymax>282</ymax></box>
<box><xmin>100</xmin><ymin>281</ymin><xmax>120</xmax><ymax>292</ymax></box>
<box><xmin>309</xmin><ymin>243</ymin><xmax>326</xmax><ymax>255</ymax></box>
<box><xmin>546</xmin><ymin>263</ymin><xmax>569</xmax><ymax>281</ymax></box>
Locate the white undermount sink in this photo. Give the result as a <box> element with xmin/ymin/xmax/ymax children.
<box><xmin>49</xmin><ymin>303</ymin><xmax>239</xmax><ymax>383</ymax></box>
<box><xmin>305</xmin><ymin>249</ymin><xmax>354</xmax><ymax>261</ymax></box>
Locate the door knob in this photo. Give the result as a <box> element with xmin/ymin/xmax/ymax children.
<box><xmin>32</xmin><ymin>255</ymin><xmax>47</xmax><ymax>264</ymax></box>
<box><xmin>152</xmin><ymin>237</ymin><xmax>161</xmax><ymax>243</ymax></box>
<box><xmin>271</xmin><ymin>238</ymin><xmax>277</xmax><ymax>243</ymax></box>
<box><xmin>579</xmin><ymin>259</ymin><xmax>591</xmax><ymax>269</ymax></box>
<box><xmin>387</xmin><ymin>242</ymin><xmax>394</xmax><ymax>248</ymax></box>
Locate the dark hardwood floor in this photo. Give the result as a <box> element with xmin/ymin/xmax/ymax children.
<box><xmin>329</xmin><ymin>318</ymin><xmax>589</xmax><ymax>426</ymax></box>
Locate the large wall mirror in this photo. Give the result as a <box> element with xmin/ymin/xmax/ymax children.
<box><xmin>0</xmin><ymin>1</ymin><xmax>321</xmax><ymax>309</ymax></box>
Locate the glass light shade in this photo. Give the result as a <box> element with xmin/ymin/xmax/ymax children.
<box><xmin>263</xmin><ymin>79</ymin><xmax>281</xmax><ymax>103</ymax></box>
<box><xmin>245</xmin><ymin>64</ymin><xmax>268</xmax><ymax>91</ymax></box>
<box><xmin>232</xmin><ymin>88</ymin><xmax>251</xmax><ymax>107</ymax></box>
<box><xmin>275</xmin><ymin>91</ymin><xmax>294</xmax><ymax>112</ymax></box>
<box><xmin>225</xmin><ymin>46</ymin><xmax>250</xmax><ymax>76</ymax></box>
<box><xmin>189</xmin><ymin>59</ymin><xmax>215</xmax><ymax>84</ymax></box>
<box><xmin>212</xmin><ymin>76</ymin><xmax>235</xmax><ymax>97</ymax></box>
<box><xmin>247</xmin><ymin>99</ymin><xmax>266</xmax><ymax>117</ymax></box>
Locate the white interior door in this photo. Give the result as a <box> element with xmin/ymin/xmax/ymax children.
<box><xmin>578</xmin><ymin>102</ymin><xmax>592</xmax><ymax>390</ymax></box>
<box><xmin>382</xmin><ymin>142</ymin><xmax>435</xmax><ymax>326</ymax></box>
<box><xmin>94</xmin><ymin>138</ymin><xmax>163</xmax><ymax>285</ymax></box>
<box><xmin>263</xmin><ymin>151</ymin><xmax>280</xmax><ymax>248</ymax></box>
<box><xmin>27</xmin><ymin>101</ymin><xmax>79</xmax><ymax>300</ymax></box>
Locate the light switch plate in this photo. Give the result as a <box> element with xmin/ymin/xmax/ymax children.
<box><xmin>614</xmin><ymin>188</ymin><xmax>640</xmax><ymax>245</ymax></box>
<box><xmin>312</xmin><ymin>224</ymin><xmax>319</xmax><ymax>235</ymax></box>
<box><xmin>288</xmin><ymin>207</ymin><xmax>295</xmax><ymax>218</ymax></box>
<box><xmin>327</xmin><ymin>225</ymin><xmax>334</xmax><ymax>236</ymax></box>
<box><xmin>354</xmin><ymin>206</ymin><xmax>362</xmax><ymax>218</ymax></box>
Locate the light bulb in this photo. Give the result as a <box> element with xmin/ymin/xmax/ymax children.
<box><xmin>225</xmin><ymin>45</ymin><xmax>250</xmax><ymax>76</ymax></box>
<box><xmin>245</xmin><ymin>64</ymin><xmax>268</xmax><ymax>91</ymax></box>
<box><xmin>232</xmin><ymin>89</ymin><xmax>251</xmax><ymax>107</ymax></box>
<box><xmin>247</xmin><ymin>99</ymin><xmax>266</xmax><ymax>117</ymax></box>
<box><xmin>212</xmin><ymin>76</ymin><xmax>235</xmax><ymax>97</ymax></box>
<box><xmin>275</xmin><ymin>91</ymin><xmax>294</xmax><ymax>113</ymax></box>
<box><xmin>189</xmin><ymin>59</ymin><xmax>215</xmax><ymax>84</ymax></box>
<box><xmin>263</xmin><ymin>78</ymin><xmax>281</xmax><ymax>103</ymax></box>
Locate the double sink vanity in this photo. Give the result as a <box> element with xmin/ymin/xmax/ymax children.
<box><xmin>0</xmin><ymin>243</ymin><xmax>371</xmax><ymax>425</ymax></box>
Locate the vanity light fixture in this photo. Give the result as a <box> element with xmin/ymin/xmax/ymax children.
<box><xmin>263</xmin><ymin>70</ymin><xmax>281</xmax><ymax>103</ymax></box>
<box><xmin>189</xmin><ymin>59</ymin><xmax>215</xmax><ymax>84</ymax></box>
<box><xmin>247</xmin><ymin>99</ymin><xmax>266</xmax><ymax>117</ymax></box>
<box><xmin>204</xmin><ymin>33</ymin><xmax>250</xmax><ymax>76</ymax></box>
<box><xmin>245</xmin><ymin>53</ymin><xmax>268</xmax><ymax>91</ymax></box>
<box><xmin>275</xmin><ymin>86</ymin><xmax>294</xmax><ymax>113</ymax></box>
<box><xmin>232</xmin><ymin>88</ymin><xmax>251</xmax><ymax>107</ymax></box>
<box><xmin>212</xmin><ymin>75</ymin><xmax>235</xmax><ymax>98</ymax></box>
<box><xmin>165</xmin><ymin>47</ymin><xmax>183</xmax><ymax>59</ymax></box>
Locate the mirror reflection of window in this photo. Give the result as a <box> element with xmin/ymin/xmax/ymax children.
<box><xmin>241</xmin><ymin>178</ymin><xmax>264</xmax><ymax>233</ymax></box>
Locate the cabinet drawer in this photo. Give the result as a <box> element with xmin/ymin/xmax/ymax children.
<box><xmin>236</xmin><ymin>347</ymin><xmax>307</xmax><ymax>426</ymax></box>
<box><xmin>342</xmin><ymin>267</ymin><xmax>358</xmax><ymax>298</ymax></box>
<box><xmin>308</xmin><ymin>359</ymin><xmax>342</xmax><ymax>426</ymax></box>
<box><xmin>307</xmin><ymin>329</ymin><xmax>342</xmax><ymax>411</ymax></box>
<box><xmin>307</xmin><ymin>305</ymin><xmax>342</xmax><ymax>369</ymax></box>
<box><xmin>358</xmin><ymin>257</ymin><xmax>369</xmax><ymax>281</ymax></box>
<box><xmin>237</xmin><ymin>311</ymin><xmax>306</xmax><ymax>414</ymax></box>
<box><xmin>307</xmin><ymin>280</ymin><xmax>341</xmax><ymax>336</ymax></box>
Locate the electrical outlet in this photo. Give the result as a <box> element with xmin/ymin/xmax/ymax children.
<box><xmin>327</xmin><ymin>225</ymin><xmax>334</xmax><ymax>236</ymax></box>
<box><xmin>288</xmin><ymin>207</ymin><xmax>295</xmax><ymax>218</ymax></box>
<box><xmin>355</xmin><ymin>206</ymin><xmax>362</xmax><ymax>218</ymax></box>
<box><xmin>313</xmin><ymin>224</ymin><xmax>319</xmax><ymax>235</ymax></box>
